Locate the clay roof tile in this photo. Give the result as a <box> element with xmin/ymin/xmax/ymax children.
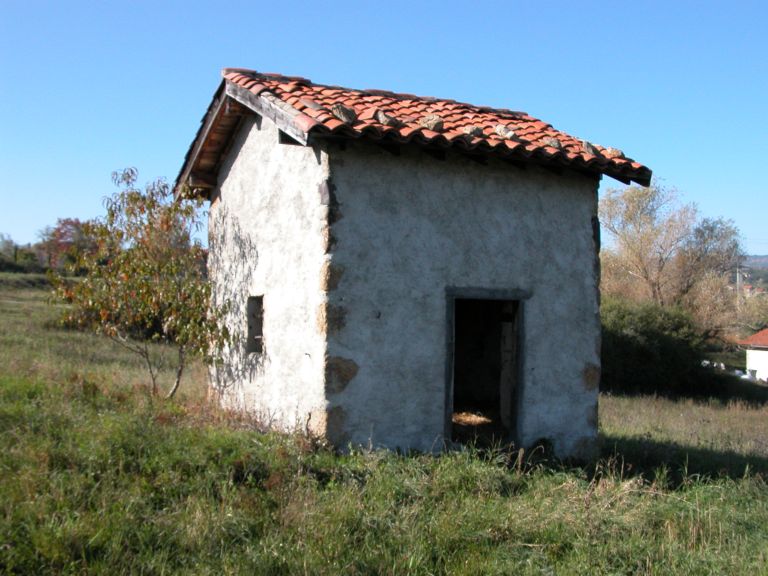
<box><xmin>212</xmin><ymin>68</ymin><xmax>651</xmax><ymax>186</ymax></box>
<box><xmin>740</xmin><ymin>328</ymin><xmax>768</xmax><ymax>348</ymax></box>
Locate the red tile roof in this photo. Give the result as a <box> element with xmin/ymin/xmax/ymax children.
<box><xmin>176</xmin><ymin>68</ymin><xmax>651</xmax><ymax>195</ymax></box>
<box><xmin>740</xmin><ymin>328</ymin><xmax>768</xmax><ymax>348</ymax></box>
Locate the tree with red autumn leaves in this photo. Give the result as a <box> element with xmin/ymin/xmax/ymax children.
<box><xmin>37</xmin><ymin>218</ymin><xmax>95</xmax><ymax>272</ymax></box>
<box><xmin>52</xmin><ymin>168</ymin><xmax>228</xmax><ymax>398</ymax></box>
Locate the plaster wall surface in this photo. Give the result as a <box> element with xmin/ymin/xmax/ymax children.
<box><xmin>746</xmin><ymin>349</ymin><xmax>768</xmax><ymax>381</ymax></box>
<box><xmin>208</xmin><ymin>115</ymin><xmax>330</xmax><ymax>432</ymax></box>
<box><xmin>325</xmin><ymin>143</ymin><xmax>601</xmax><ymax>458</ymax></box>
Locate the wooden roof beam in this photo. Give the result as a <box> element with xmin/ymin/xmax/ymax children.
<box><xmin>174</xmin><ymin>85</ymin><xmax>229</xmax><ymax>197</ymax></box>
<box><xmin>225</xmin><ymin>82</ymin><xmax>308</xmax><ymax>146</ymax></box>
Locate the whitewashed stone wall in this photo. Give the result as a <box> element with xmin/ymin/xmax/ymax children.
<box><xmin>208</xmin><ymin>119</ymin><xmax>601</xmax><ymax>458</ymax></box>
<box><xmin>324</xmin><ymin>142</ymin><xmax>601</xmax><ymax>458</ymax></box>
<box><xmin>208</xmin><ymin>114</ymin><xmax>330</xmax><ymax>433</ymax></box>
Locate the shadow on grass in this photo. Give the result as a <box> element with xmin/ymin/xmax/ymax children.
<box><xmin>603</xmin><ymin>372</ymin><xmax>768</xmax><ymax>407</ymax></box>
<box><xmin>599</xmin><ymin>433</ymin><xmax>768</xmax><ymax>484</ymax></box>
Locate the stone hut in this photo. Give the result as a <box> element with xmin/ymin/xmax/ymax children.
<box><xmin>175</xmin><ymin>68</ymin><xmax>651</xmax><ymax>458</ymax></box>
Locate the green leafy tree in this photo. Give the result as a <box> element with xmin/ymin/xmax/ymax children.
<box><xmin>741</xmin><ymin>292</ymin><xmax>768</xmax><ymax>334</ymax></box>
<box><xmin>53</xmin><ymin>168</ymin><xmax>228</xmax><ymax>398</ymax></box>
<box><xmin>0</xmin><ymin>233</ymin><xmax>44</xmax><ymax>273</ymax></box>
<box><xmin>601</xmin><ymin>297</ymin><xmax>704</xmax><ymax>395</ymax></box>
<box><xmin>0</xmin><ymin>233</ymin><xmax>13</xmax><ymax>259</ymax></box>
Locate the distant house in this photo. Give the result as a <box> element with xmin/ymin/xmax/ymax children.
<box><xmin>175</xmin><ymin>68</ymin><xmax>651</xmax><ymax>458</ymax></box>
<box><xmin>740</xmin><ymin>328</ymin><xmax>768</xmax><ymax>381</ymax></box>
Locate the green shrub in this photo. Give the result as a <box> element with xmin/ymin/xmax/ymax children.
<box><xmin>601</xmin><ymin>297</ymin><xmax>704</xmax><ymax>395</ymax></box>
<box><xmin>0</xmin><ymin>252</ymin><xmax>44</xmax><ymax>274</ymax></box>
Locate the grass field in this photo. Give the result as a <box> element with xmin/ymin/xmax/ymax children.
<box><xmin>1</xmin><ymin>276</ymin><xmax>768</xmax><ymax>574</ymax></box>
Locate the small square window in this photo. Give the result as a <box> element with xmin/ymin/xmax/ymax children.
<box><xmin>246</xmin><ymin>296</ymin><xmax>264</xmax><ymax>354</ymax></box>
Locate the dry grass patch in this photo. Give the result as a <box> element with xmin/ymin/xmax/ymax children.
<box><xmin>601</xmin><ymin>393</ymin><xmax>768</xmax><ymax>459</ymax></box>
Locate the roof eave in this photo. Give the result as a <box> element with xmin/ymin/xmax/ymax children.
<box><xmin>610</xmin><ymin>166</ymin><xmax>652</xmax><ymax>187</ymax></box>
<box><xmin>174</xmin><ymin>81</ymin><xmax>229</xmax><ymax>199</ymax></box>
<box><xmin>304</xmin><ymin>126</ymin><xmax>652</xmax><ymax>186</ymax></box>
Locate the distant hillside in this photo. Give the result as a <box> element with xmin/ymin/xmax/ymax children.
<box><xmin>746</xmin><ymin>255</ymin><xmax>768</xmax><ymax>269</ymax></box>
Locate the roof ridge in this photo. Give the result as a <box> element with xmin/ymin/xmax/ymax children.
<box><xmin>221</xmin><ymin>67</ymin><xmax>529</xmax><ymax>119</ymax></box>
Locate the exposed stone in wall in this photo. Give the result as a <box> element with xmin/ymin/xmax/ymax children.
<box><xmin>319</xmin><ymin>179</ymin><xmax>341</xmax><ymax>254</ymax></box>
<box><xmin>582</xmin><ymin>364</ymin><xmax>601</xmax><ymax>391</ymax></box>
<box><xmin>587</xmin><ymin>402</ymin><xmax>598</xmax><ymax>428</ymax></box>
<box><xmin>306</xmin><ymin>409</ymin><xmax>328</xmax><ymax>438</ymax></box>
<box><xmin>318</xmin><ymin>179</ymin><xmax>342</xmax><ymax>223</ymax></box>
<box><xmin>325</xmin><ymin>405</ymin><xmax>349</xmax><ymax>444</ymax></box>
<box><xmin>320</xmin><ymin>225</ymin><xmax>335</xmax><ymax>254</ymax></box>
<box><xmin>319</xmin><ymin>260</ymin><xmax>345</xmax><ymax>292</ymax></box>
<box><xmin>316</xmin><ymin>303</ymin><xmax>326</xmax><ymax>334</ymax></box>
<box><xmin>316</xmin><ymin>303</ymin><xmax>347</xmax><ymax>335</ymax></box>
<box><xmin>326</xmin><ymin>305</ymin><xmax>347</xmax><ymax>334</ymax></box>
<box><xmin>325</xmin><ymin>356</ymin><xmax>359</xmax><ymax>394</ymax></box>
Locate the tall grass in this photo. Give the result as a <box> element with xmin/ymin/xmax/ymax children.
<box><xmin>2</xmin><ymin>374</ymin><xmax>767</xmax><ymax>574</ymax></box>
<box><xmin>1</xmin><ymin>279</ymin><xmax>767</xmax><ymax>574</ymax></box>
<box><xmin>0</xmin><ymin>277</ymin><xmax>208</xmax><ymax>401</ymax></box>
<box><xmin>601</xmin><ymin>393</ymin><xmax>768</xmax><ymax>458</ymax></box>
<box><xmin>600</xmin><ymin>393</ymin><xmax>768</xmax><ymax>481</ymax></box>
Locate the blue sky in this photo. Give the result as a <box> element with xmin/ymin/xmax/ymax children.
<box><xmin>2</xmin><ymin>0</ymin><xmax>766</xmax><ymax>253</ymax></box>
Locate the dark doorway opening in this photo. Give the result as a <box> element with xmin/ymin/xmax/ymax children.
<box><xmin>450</xmin><ymin>298</ymin><xmax>520</xmax><ymax>446</ymax></box>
